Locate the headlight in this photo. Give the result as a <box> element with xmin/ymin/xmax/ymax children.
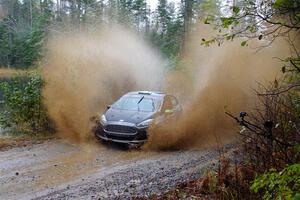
<box><xmin>100</xmin><ymin>114</ymin><xmax>107</xmax><ymax>125</ymax></box>
<box><xmin>136</xmin><ymin>119</ymin><xmax>153</xmax><ymax>128</ymax></box>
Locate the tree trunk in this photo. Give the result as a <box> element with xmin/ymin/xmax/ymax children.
<box><xmin>8</xmin><ymin>0</ymin><xmax>17</xmax><ymax>67</ymax></box>
<box><xmin>29</xmin><ymin>0</ymin><xmax>33</xmax><ymax>29</ymax></box>
<box><xmin>182</xmin><ymin>0</ymin><xmax>193</xmax><ymax>55</ymax></box>
<box><xmin>56</xmin><ymin>0</ymin><xmax>60</xmax><ymax>20</ymax></box>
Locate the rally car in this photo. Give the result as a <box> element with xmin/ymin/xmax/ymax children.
<box><xmin>93</xmin><ymin>91</ymin><xmax>181</xmax><ymax>145</ymax></box>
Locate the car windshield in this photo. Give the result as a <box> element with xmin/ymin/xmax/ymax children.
<box><xmin>112</xmin><ymin>96</ymin><xmax>160</xmax><ymax>112</ymax></box>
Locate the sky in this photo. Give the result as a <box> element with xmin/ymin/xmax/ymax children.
<box><xmin>148</xmin><ymin>0</ymin><xmax>158</xmax><ymax>10</ymax></box>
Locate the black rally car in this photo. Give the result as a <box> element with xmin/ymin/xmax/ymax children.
<box><xmin>93</xmin><ymin>91</ymin><xmax>181</xmax><ymax>145</ymax></box>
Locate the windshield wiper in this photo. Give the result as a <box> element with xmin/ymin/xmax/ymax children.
<box><xmin>138</xmin><ymin>96</ymin><xmax>144</xmax><ymax>104</ymax></box>
<box><xmin>137</xmin><ymin>96</ymin><xmax>144</xmax><ymax>111</ymax></box>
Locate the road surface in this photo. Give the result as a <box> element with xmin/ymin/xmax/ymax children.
<box><xmin>0</xmin><ymin>139</ymin><xmax>224</xmax><ymax>200</ymax></box>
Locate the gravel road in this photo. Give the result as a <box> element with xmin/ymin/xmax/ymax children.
<box><xmin>0</xmin><ymin>139</ymin><xmax>225</xmax><ymax>200</ymax></box>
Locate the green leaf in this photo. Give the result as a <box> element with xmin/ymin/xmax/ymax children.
<box><xmin>241</xmin><ymin>41</ymin><xmax>247</xmax><ymax>46</ymax></box>
<box><xmin>294</xmin><ymin>193</ymin><xmax>300</xmax><ymax>200</ymax></box>
<box><xmin>225</xmin><ymin>35</ymin><xmax>232</xmax><ymax>40</ymax></box>
<box><xmin>251</xmin><ymin>164</ymin><xmax>300</xmax><ymax>199</ymax></box>
<box><xmin>273</xmin><ymin>0</ymin><xmax>294</xmax><ymax>9</ymax></box>
<box><xmin>204</xmin><ymin>18</ymin><xmax>210</xmax><ymax>24</ymax></box>
<box><xmin>232</xmin><ymin>6</ymin><xmax>240</xmax><ymax>14</ymax></box>
<box><xmin>220</xmin><ymin>17</ymin><xmax>235</xmax><ymax>28</ymax></box>
<box><xmin>294</xmin><ymin>144</ymin><xmax>300</xmax><ymax>152</ymax></box>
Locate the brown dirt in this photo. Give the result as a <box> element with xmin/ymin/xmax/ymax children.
<box><xmin>0</xmin><ymin>137</ymin><xmax>45</xmax><ymax>151</ymax></box>
<box><xmin>0</xmin><ymin>139</ymin><xmax>231</xmax><ymax>200</ymax></box>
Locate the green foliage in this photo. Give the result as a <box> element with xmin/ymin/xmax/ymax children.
<box><xmin>0</xmin><ymin>1</ymin><xmax>51</xmax><ymax>68</ymax></box>
<box><xmin>0</xmin><ymin>72</ymin><xmax>51</xmax><ymax>134</ymax></box>
<box><xmin>273</xmin><ymin>0</ymin><xmax>295</xmax><ymax>9</ymax></box>
<box><xmin>201</xmin><ymin>0</ymin><xmax>300</xmax><ymax>48</ymax></box>
<box><xmin>241</xmin><ymin>41</ymin><xmax>247</xmax><ymax>47</ymax></box>
<box><xmin>150</xmin><ymin>0</ymin><xmax>184</xmax><ymax>61</ymax></box>
<box><xmin>0</xmin><ymin>0</ymin><xmax>186</xmax><ymax>67</ymax></box>
<box><xmin>232</xmin><ymin>6</ymin><xmax>240</xmax><ymax>15</ymax></box>
<box><xmin>251</xmin><ymin>164</ymin><xmax>300</xmax><ymax>200</ymax></box>
<box><xmin>198</xmin><ymin>0</ymin><xmax>221</xmax><ymax>19</ymax></box>
<box><xmin>201</xmin><ymin>0</ymin><xmax>300</xmax><ymax>199</ymax></box>
<box><xmin>201</xmin><ymin>37</ymin><xmax>216</xmax><ymax>47</ymax></box>
<box><xmin>220</xmin><ymin>17</ymin><xmax>235</xmax><ymax>28</ymax></box>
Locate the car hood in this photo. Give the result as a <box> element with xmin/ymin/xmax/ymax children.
<box><xmin>104</xmin><ymin>108</ymin><xmax>155</xmax><ymax>124</ymax></box>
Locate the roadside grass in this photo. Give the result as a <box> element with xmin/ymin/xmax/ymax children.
<box><xmin>0</xmin><ymin>133</ymin><xmax>54</xmax><ymax>151</ymax></box>
<box><xmin>146</xmin><ymin>177</ymin><xmax>215</xmax><ymax>200</ymax></box>
<box><xmin>135</xmin><ymin>146</ymin><xmax>249</xmax><ymax>200</ymax></box>
<box><xmin>0</xmin><ymin>68</ymin><xmax>33</xmax><ymax>78</ymax></box>
<box><xmin>134</xmin><ymin>158</ymin><xmax>255</xmax><ymax>200</ymax></box>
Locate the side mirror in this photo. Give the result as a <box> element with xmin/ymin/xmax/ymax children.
<box><xmin>107</xmin><ymin>105</ymin><xmax>111</xmax><ymax>109</ymax></box>
<box><xmin>164</xmin><ymin>109</ymin><xmax>173</xmax><ymax>114</ymax></box>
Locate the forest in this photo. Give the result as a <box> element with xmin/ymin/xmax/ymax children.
<box><xmin>0</xmin><ymin>0</ymin><xmax>299</xmax><ymax>199</ymax></box>
<box><xmin>0</xmin><ymin>0</ymin><xmax>197</xmax><ymax>67</ymax></box>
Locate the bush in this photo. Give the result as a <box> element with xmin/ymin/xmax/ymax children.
<box><xmin>0</xmin><ymin>71</ymin><xmax>52</xmax><ymax>135</ymax></box>
<box><xmin>251</xmin><ymin>164</ymin><xmax>300</xmax><ymax>200</ymax></box>
<box><xmin>215</xmin><ymin>81</ymin><xmax>300</xmax><ymax>200</ymax></box>
<box><xmin>239</xmin><ymin>86</ymin><xmax>300</xmax><ymax>172</ymax></box>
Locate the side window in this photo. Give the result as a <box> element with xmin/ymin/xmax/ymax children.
<box><xmin>170</xmin><ymin>96</ymin><xmax>178</xmax><ymax>107</ymax></box>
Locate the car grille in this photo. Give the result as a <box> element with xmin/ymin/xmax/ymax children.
<box><xmin>105</xmin><ymin>125</ymin><xmax>136</xmax><ymax>134</ymax></box>
<box><xmin>107</xmin><ymin>134</ymin><xmax>136</xmax><ymax>141</ymax></box>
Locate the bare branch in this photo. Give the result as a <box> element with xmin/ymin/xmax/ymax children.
<box><xmin>258</xmin><ymin>84</ymin><xmax>300</xmax><ymax>96</ymax></box>
<box><xmin>290</xmin><ymin>59</ymin><xmax>300</xmax><ymax>73</ymax></box>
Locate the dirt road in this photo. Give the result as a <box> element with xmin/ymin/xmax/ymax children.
<box><xmin>0</xmin><ymin>139</ymin><xmax>223</xmax><ymax>200</ymax></box>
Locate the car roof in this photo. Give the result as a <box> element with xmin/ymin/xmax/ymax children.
<box><xmin>124</xmin><ymin>91</ymin><xmax>166</xmax><ymax>99</ymax></box>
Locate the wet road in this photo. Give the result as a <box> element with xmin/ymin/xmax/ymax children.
<box><xmin>0</xmin><ymin>139</ymin><xmax>221</xmax><ymax>200</ymax></box>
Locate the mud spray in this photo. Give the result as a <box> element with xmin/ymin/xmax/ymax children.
<box><xmin>43</xmin><ymin>24</ymin><xmax>290</xmax><ymax>149</ymax></box>
<box><xmin>43</xmin><ymin>26</ymin><xmax>165</xmax><ymax>142</ymax></box>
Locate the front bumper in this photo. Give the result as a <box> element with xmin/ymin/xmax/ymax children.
<box><xmin>97</xmin><ymin>135</ymin><xmax>147</xmax><ymax>144</ymax></box>
<box><xmin>94</xmin><ymin>121</ymin><xmax>148</xmax><ymax>144</ymax></box>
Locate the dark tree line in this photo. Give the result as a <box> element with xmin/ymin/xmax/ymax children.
<box><xmin>0</xmin><ymin>0</ymin><xmax>211</xmax><ymax>68</ymax></box>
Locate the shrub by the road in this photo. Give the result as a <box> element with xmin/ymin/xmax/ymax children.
<box><xmin>217</xmin><ymin>86</ymin><xmax>300</xmax><ymax>199</ymax></box>
<box><xmin>251</xmin><ymin>164</ymin><xmax>300</xmax><ymax>200</ymax></box>
<box><xmin>0</xmin><ymin>72</ymin><xmax>52</xmax><ymax>135</ymax></box>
